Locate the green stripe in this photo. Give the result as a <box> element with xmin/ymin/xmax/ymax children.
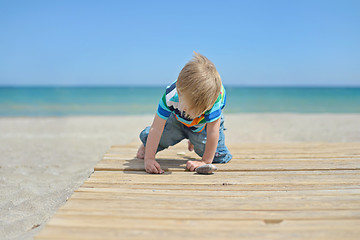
<box><xmin>161</xmin><ymin>92</ymin><xmax>170</xmax><ymax>111</ymax></box>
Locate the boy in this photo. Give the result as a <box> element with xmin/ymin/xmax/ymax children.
<box><xmin>137</xmin><ymin>52</ymin><xmax>232</xmax><ymax>174</ymax></box>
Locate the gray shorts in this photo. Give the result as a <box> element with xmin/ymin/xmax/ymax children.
<box><xmin>139</xmin><ymin>113</ymin><xmax>232</xmax><ymax>164</ymax></box>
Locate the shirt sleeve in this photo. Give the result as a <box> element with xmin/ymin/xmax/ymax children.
<box><xmin>204</xmin><ymin>85</ymin><xmax>226</xmax><ymax>123</ymax></box>
<box><xmin>156</xmin><ymin>91</ymin><xmax>171</xmax><ymax>120</ymax></box>
<box><xmin>204</xmin><ymin>94</ymin><xmax>222</xmax><ymax>123</ymax></box>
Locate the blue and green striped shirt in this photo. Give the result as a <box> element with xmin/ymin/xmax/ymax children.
<box><xmin>157</xmin><ymin>81</ymin><xmax>226</xmax><ymax>132</ymax></box>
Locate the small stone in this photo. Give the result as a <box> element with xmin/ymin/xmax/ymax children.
<box><xmin>32</xmin><ymin>224</ymin><xmax>40</xmax><ymax>229</ymax></box>
<box><xmin>196</xmin><ymin>164</ymin><xmax>217</xmax><ymax>174</ymax></box>
<box><xmin>177</xmin><ymin>152</ymin><xmax>186</xmax><ymax>156</ymax></box>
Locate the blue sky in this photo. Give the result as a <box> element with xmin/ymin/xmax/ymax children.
<box><xmin>0</xmin><ymin>0</ymin><xmax>359</xmax><ymax>86</ymax></box>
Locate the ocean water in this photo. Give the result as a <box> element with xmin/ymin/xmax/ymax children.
<box><xmin>0</xmin><ymin>86</ymin><xmax>359</xmax><ymax>116</ymax></box>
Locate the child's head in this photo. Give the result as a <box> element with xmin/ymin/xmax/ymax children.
<box><xmin>176</xmin><ymin>52</ymin><xmax>222</xmax><ymax>118</ymax></box>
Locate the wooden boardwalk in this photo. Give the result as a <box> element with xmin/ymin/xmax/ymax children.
<box><xmin>36</xmin><ymin>142</ymin><xmax>360</xmax><ymax>240</ymax></box>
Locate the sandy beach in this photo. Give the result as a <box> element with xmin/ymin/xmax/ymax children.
<box><xmin>1</xmin><ymin>113</ymin><xmax>360</xmax><ymax>240</ymax></box>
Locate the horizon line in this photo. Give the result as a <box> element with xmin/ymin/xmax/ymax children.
<box><xmin>1</xmin><ymin>84</ymin><xmax>360</xmax><ymax>88</ymax></box>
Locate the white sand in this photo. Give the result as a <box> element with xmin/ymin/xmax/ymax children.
<box><xmin>1</xmin><ymin>114</ymin><xmax>360</xmax><ymax>240</ymax></box>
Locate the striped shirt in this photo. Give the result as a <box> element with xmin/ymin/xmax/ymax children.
<box><xmin>157</xmin><ymin>81</ymin><xmax>227</xmax><ymax>132</ymax></box>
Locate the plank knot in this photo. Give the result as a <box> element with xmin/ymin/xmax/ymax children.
<box><xmin>263</xmin><ymin>219</ymin><xmax>284</xmax><ymax>225</ymax></box>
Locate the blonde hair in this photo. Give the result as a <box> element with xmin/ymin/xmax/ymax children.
<box><xmin>176</xmin><ymin>52</ymin><xmax>222</xmax><ymax>117</ymax></box>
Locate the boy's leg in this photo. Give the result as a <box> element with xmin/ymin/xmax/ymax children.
<box><xmin>139</xmin><ymin>113</ymin><xmax>186</xmax><ymax>153</ymax></box>
<box><xmin>187</xmin><ymin>116</ymin><xmax>232</xmax><ymax>164</ymax></box>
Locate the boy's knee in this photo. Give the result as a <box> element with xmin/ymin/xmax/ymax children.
<box><xmin>139</xmin><ymin>126</ymin><xmax>151</xmax><ymax>146</ymax></box>
<box><xmin>188</xmin><ymin>133</ymin><xmax>205</xmax><ymax>156</ymax></box>
<box><xmin>194</xmin><ymin>147</ymin><xmax>204</xmax><ymax>158</ymax></box>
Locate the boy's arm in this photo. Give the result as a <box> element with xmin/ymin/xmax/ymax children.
<box><xmin>202</xmin><ymin>117</ymin><xmax>221</xmax><ymax>163</ymax></box>
<box><xmin>144</xmin><ymin>114</ymin><xmax>166</xmax><ymax>174</ymax></box>
<box><xmin>186</xmin><ymin>118</ymin><xmax>221</xmax><ymax>171</ymax></box>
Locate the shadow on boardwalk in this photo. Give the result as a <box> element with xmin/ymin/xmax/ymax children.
<box><xmin>123</xmin><ymin>157</ymin><xmax>197</xmax><ymax>175</ymax></box>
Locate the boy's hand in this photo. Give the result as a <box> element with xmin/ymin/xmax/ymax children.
<box><xmin>186</xmin><ymin>160</ymin><xmax>206</xmax><ymax>172</ymax></box>
<box><xmin>145</xmin><ymin>159</ymin><xmax>164</xmax><ymax>174</ymax></box>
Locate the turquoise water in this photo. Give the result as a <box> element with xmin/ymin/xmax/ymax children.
<box><xmin>0</xmin><ymin>86</ymin><xmax>359</xmax><ymax>116</ymax></box>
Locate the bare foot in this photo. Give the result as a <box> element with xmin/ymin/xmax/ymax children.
<box><xmin>188</xmin><ymin>140</ymin><xmax>194</xmax><ymax>152</ymax></box>
<box><xmin>136</xmin><ymin>143</ymin><xmax>145</xmax><ymax>159</ymax></box>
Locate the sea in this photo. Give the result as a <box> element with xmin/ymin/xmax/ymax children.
<box><xmin>0</xmin><ymin>86</ymin><xmax>359</xmax><ymax>117</ymax></box>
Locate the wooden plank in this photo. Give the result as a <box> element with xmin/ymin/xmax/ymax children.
<box><xmin>35</xmin><ymin>224</ymin><xmax>360</xmax><ymax>240</ymax></box>
<box><xmin>60</xmin><ymin>198</ymin><xmax>360</xmax><ymax>211</ymax></box>
<box><xmin>80</xmin><ymin>181</ymin><xmax>360</xmax><ymax>191</ymax></box>
<box><xmin>84</xmin><ymin>171</ymin><xmax>360</xmax><ymax>186</ymax></box>
<box><xmin>75</xmin><ymin>187</ymin><xmax>360</xmax><ymax>197</ymax></box>
<box><xmin>95</xmin><ymin>159</ymin><xmax>360</xmax><ymax>172</ymax></box>
<box><xmin>36</xmin><ymin>220</ymin><xmax>360</xmax><ymax>240</ymax></box>
<box><xmin>56</xmin><ymin>207</ymin><xmax>360</xmax><ymax>221</ymax></box>
<box><xmin>44</xmin><ymin>216</ymin><xmax>360</xmax><ymax>230</ymax></box>
<box><xmin>90</xmin><ymin>169</ymin><xmax>360</xmax><ymax>176</ymax></box>
<box><xmin>68</xmin><ymin>191</ymin><xmax>360</xmax><ymax>203</ymax></box>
